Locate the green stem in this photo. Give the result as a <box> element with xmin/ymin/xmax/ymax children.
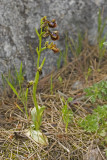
<box><xmin>33</xmin><ymin>71</ymin><xmax>39</xmax><ymax>113</ymax></box>
<box><xmin>33</xmin><ymin>27</ymin><xmax>42</xmax><ymax>114</ymax></box>
<box><xmin>37</xmin><ymin>51</ymin><xmax>40</xmax><ymax>68</ymax></box>
<box><xmin>37</xmin><ymin>28</ymin><xmax>42</xmax><ymax>67</ymax></box>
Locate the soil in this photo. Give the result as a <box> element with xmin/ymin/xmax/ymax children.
<box><xmin>0</xmin><ymin>43</ymin><xmax>107</xmax><ymax>160</ymax></box>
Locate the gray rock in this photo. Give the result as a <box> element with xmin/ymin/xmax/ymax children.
<box><xmin>0</xmin><ymin>0</ymin><xmax>107</xmax><ymax>87</ymax></box>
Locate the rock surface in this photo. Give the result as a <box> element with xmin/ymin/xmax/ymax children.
<box><xmin>0</xmin><ymin>0</ymin><xmax>107</xmax><ymax>87</ymax></box>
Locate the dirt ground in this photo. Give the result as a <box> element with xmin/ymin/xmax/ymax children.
<box><xmin>0</xmin><ymin>43</ymin><xmax>107</xmax><ymax>160</ymax></box>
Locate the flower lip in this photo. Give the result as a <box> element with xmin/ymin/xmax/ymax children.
<box><xmin>50</xmin><ymin>31</ymin><xmax>59</xmax><ymax>41</ymax></box>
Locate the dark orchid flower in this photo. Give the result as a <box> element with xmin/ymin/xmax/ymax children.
<box><xmin>42</xmin><ymin>30</ymin><xmax>59</xmax><ymax>41</ymax></box>
<box><xmin>41</xmin><ymin>17</ymin><xmax>57</xmax><ymax>29</ymax></box>
<box><xmin>50</xmin><ymin>31</ymin><xmax>59</xmax><ymax>41</ymax></box>
<box><xmin>48</xmin><ymin>19</ymin><xmax>57</xmax><ymax>28</ymax></box>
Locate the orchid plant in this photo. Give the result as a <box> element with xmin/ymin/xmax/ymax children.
<box><xmin>26</xmin><ymin>16</ymin><xmax>59</xmax><ymax>145</ymax></box>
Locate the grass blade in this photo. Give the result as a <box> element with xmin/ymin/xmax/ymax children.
<box><xmin>5</xmin><ymin>77</ymin><xmax>20</xmax><ymax>99</ymax></box>
<box><xmin>14</xmin><ymin>102</ymin><xmax>24</xmax><ymax>113</ymax></box>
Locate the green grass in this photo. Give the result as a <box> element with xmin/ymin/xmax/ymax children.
<box><xmin>61</xmin><ymin>97</ymin><xmax>73</xmax><ymax>132</ymax></box>
<box><xmin>78</xmin><ymin>105</ymin><xmax>107</xmax><ymax>136</ymax></box>
<box><xmin>84</xmin><ymin>80</ymin><xmax>107</xmax><ymax>103</ymax></box>
<box><xmin>4</xmin><ymin>62</ymin><xmax>29</xmax><ymax>117</ymax></box>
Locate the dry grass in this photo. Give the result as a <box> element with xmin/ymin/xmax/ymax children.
<box><xmin>0</xmin><ymin>43</ymin><xmax>107</xmax><ymax>160</ymax></box>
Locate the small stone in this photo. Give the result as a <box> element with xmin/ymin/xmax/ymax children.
<box><xmin>72</xmin><ymin>80</ymin><xmax>83</xmax><ymax>90</ymax></box>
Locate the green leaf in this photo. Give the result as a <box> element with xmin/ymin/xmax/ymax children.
<box><xmin>14</xmin><ymin>62</ymin><xmax>24</xmax><ymax>89</ymax></box>
<box><xmin>31</xmin><ymin>107</ymin><xmax>38</xmax><ymax>125</ymax></box>
<box><xmin>67</xmin><ymin>97</ymin><xmax>73</xmax><ymax>103</ymax></box>
<box><xmin>84</xmin><ymin>80</ymin><xmax>107</xmax><ymax>102</ymax></box>
<box><xmin>38</xmin><ymin>106</ymin><xmax>46</xmax><ymax>126</ymax></box>
<box><xmin>31</xmin><ymin>105</ymin><xmax>45</xmax><ymax>130</ymax></box>
<box><xmin>62</xmin><ymin>102</ymin><xmax>73</xmax><ymax>132</ymax></box>
<box><xmin>40</xmin><ymin>57</ymin><xmax>46</xmax><ymax>69</ymax></box>
<box><xmin>5</xmin><ymin>77</ymin><xmax>20</xmax><ymax>99</ymax></box>
<box><xmin>38</xmin><ymin>106</ymin><xmax>45</xmax><ymax>115</ymax></box>
<box><xmin>58</xmin><ymin>76</ymin><xmax>63</xmax><ymax>83</ymax></box>
<box><xmin>79</xmin><ymin>114</ymin><xmax>99</xmax><ymax>132</ymax></box>
<box><xmin>35</xmin><ymin>28</ymin><xmax>40</xmax><ymax>37</ymax></box>
<box><xmin>94</xmin><ymin>105</ymin><xmax>107</xmax><ymax>119</ymax></box>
